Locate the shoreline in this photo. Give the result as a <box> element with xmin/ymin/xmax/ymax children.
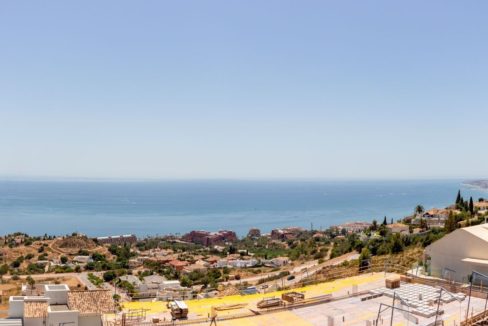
<box><xmin>1</xmin><ymin>179</ymin><xmax>486</xmax><ymax>238</ymax></box>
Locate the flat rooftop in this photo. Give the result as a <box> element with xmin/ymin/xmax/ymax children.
<box><xmin>45</xmin><ymin>284</ymin><xmax>69</xmax><ymax>291</ymax></box>
<box><xmin>49</xmin><ymin>305</ymin><xmax>70</xmax><ymax>312</ymax></box>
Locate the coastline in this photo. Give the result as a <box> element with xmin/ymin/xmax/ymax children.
<box><xmin>1</xmin><ymin>179</ymin><xmax>486</xmax><ymax>237</ymax></box>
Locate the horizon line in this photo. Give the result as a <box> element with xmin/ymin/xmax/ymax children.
<box><xmin>0</xmin><ymin>175</ymin><xmax>483</xmax><ymax>183</ymax></box>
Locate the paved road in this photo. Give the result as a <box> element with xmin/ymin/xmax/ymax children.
<box><xmin>224</xmin><ymin>250</ymin><xmax>359</xmax><ymax>288</ymax></box>
<box><xmin>257</xmin><ymin>251</ymin><xmax>360</xmax><ymax>291</ymax></box>
<box><xmin>283</xmin><ymin>251</ymin><xmax>360</xmax><ymax>287</ymax></box>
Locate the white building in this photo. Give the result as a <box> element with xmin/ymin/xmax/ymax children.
<box><xmin>475</xmin><ymin>201</ymin><xmax>488</xmax><ymax>214</ymax></box>
<box><xmin>8</xmin><ymin>285</ymin><xmax>114</xmax><ymax>326</ymax></box>
<box><xmin>425</xmin><ymin>224</ymin><xmax>488</xmax><ymax>283</ymax></box>
<box><xmin>215</xmin><ymin>259</ymin><xmax>258</xmax><ymax>268</ymax></box>
<box><xmin>73</xmin><ymin>256</ymin><xmax>93</xmax><ymax>264</ymax></box>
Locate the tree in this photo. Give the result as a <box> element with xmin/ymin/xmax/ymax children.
<box><xmin>382</xmin><ymin>216</ymin><xmax>387</xmax><ymax>226</ymax></box>
<box><xmin>391</xmin><ymin>234</ymin><xmax>404</xmax><ymax>254</ymax></box>
<box><xmin>91</xmin><ymin>252</ymin><xmax>106</xmax><ymax>262</ymax></box>
<box><xmin>103</xmin><ymin>270</ymin><xmax>116</xmax><ymax>282</ymax></box>
<box><xmin>26</xmin><ymin>275</ymin><xmax>35</xmax><ymax>289</ymax></box>
<box><xmin>420</xmin><ymin>218</ymin><xmax>428</xmax><ymax>230</ymax></box>
<box><xmin>414</xmin><ymin>205</ymin><xmax>425</xmax><ymax>216</ymax></box>
<box><xmin>0</xmin><ymin>264</ymin><xmax>9</xmax><ymax>275</ymax></box>
<box><xmin>180</xmin><ymin>275</ymin><xmax>192</xmax><ymax>287</ymax></box>
<box><xmin>371</xmin><ymin>220</ymin><xmax>378</xmax><ymax>231</ymax></box>
<box><xmin>456</xmin><ymin>190</ymin><xmax>462</xmax><ymax>204</ymax></box>
<box><xmin>60</xmin><ymin>256</ymin><xmax>68</xmax><ymax>264</ymax></box>
<box><xmin>445</xmin><ymin>211</ymin><xmax>458</xmax><ymax>233</ymax></box>
<box><xmin>359</xmin><ymin>247</ymin><xmax>371</xmax><ymax>272</ymax></box>
<box><xmin>469</xmin><ymin>197</ymin><xmax>474</xmax><ymax>215</ymax></box>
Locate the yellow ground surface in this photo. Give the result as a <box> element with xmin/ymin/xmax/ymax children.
<box><xmin>218</xmin><ymin>310</ymin><xmax>314</xmax><ymax>326</ymax></box>
<box><xmin>121</xmin><ymin>272</ymin><xmax>386</xmax><ymax>319</ymax></box>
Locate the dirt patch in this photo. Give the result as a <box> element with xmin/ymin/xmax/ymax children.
<box><xmin>0</xmin><ymin>283</ymin><xmax>18</xmax><ymax>292</ymax></box>
<box><xmin>52</xmin><ymin>236</ymin><xmax>97</xmax><ymax>254</ymax></box>
<box><xmin>0</xmin><ymin>303</ymin><xmax>8</xmax><ymax>318</ymax></box>
<box><xmin>0</xmin><ymin>245</ymin><xmax>38</xmax><ymax>261</ymax></box>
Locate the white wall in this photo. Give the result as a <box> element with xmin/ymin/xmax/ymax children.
<box><xmin>426</xmin><ymin>228</ymin><xmax>488</xmax><ymax>282</ymax></box>
<box><xmin>47</xmin><ymin>310</ymin><xmax>79</xmax><ymax>326</ymax></box>
<box><xmin>44</xmin><ymin>285</ymin><xmax>69</xmax><ymax>305</ymax></box>
<box><xmin>79</xmin><ymin>315</ymin><xmax>102</xmax><ymax>326</ymax></box>
<box><xmin>8</xmin><ymin>297</ymin><xmax>25</xmax><ymax>318</ymax></box>
<box><xmin>24</xmin><ymin>317</ymin><xmax>44</xmax><ymax>326</ymax></box>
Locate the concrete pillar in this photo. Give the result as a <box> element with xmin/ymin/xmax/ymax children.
<box><xmin>352</xmin><ymin>284</ymin><xmax>358</xmax><ymax>294</ymax></box>
<box><xmin>327</xmin><ymin>315</ymin><xmax>334</xmax><ymax>326</ymax></box>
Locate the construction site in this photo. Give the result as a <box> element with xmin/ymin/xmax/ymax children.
<box><xmin>105</xmin><ymin>262</ymin><xmax>488</xmax><ymax>326</ymax></box>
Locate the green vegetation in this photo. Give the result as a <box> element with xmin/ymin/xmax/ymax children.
<box><xmin>26</xmin><ymin>275</ymin><xmax>35</xmax><ymax>288</ymax></box>
<box><xmin>83</xmin><ymin>246</ymin><xmax>135</xmax><ymax>273</ymax></box>
<box><xmin>0</xmin><ymin>264</ymin><xmax>9</xmax><ymax>275</ymax></box>
<box><xmin>87</xmin><ymin>273</ymin><xmax>104</xmax><ymax>287</ymax></box>
<box><xmin>54</xmin><ymin>265</ymin><xmax>74</xmax><ymax>273</ymax></box>
<box><xmin>27</xmin><ymin>263</ymin><xmax>45</xmax><ymax>274</ymax></box>
<box><xmin>103</xmin><ymin>270</ymin><xmax>117</xmax><ymax>282</ymax></box>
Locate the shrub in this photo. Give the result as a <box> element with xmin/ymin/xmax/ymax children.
<box><xmin>103</xmin><ymin>270</ymin><xmax>116</xmax><ymax>282</ymax></box>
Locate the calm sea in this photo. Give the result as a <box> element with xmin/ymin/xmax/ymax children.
<box><xmin>0</xmin><ymin>180</ymin><xmax>486</xmax><ymax>237</ymax></box>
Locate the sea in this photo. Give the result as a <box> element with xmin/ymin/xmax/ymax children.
<box><xmin>0</xmin><ymin>179</ymin><xmax>486</xmax><ymax>238</ymax></box>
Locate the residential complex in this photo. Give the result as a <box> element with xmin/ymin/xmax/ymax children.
<box><xmin>7</xmin><ymin>285</ymin><xmax>113</xmax><ymax>326</ymax></box>
<box><xmin>182</xmin><ymin>230</ymin><xmax>237</xmax><ymax>246</ymax></box>
<box><xmin>96</xmin><ymin>234</ymin><xmax>137</xmax><ymax>246</ymax></box>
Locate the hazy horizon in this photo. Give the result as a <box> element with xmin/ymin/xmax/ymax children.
<box><xmin>0</xmin><ymin>176</ymin><xmax>485</xmax><ymax>183</ymax></box>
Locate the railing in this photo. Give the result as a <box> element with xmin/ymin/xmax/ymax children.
<box><xmin>117</xmin><ymin>290</ymin><xmax>370</xmax><ymax>326</ymax></box>
<box><xmin>109</xmin><ymin>262</ymin><xmax>486</xmax><ymax>326</ymax></box>
<box><xmin>461</xmin><ymin>309</ymin><xmax>488</xmax><ymax>326</ymax></box>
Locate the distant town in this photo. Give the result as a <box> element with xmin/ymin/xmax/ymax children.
<box><xmin>464</xmin><ymin>179</ymin><xmax>488</xmax><ymax>190</ymax></box>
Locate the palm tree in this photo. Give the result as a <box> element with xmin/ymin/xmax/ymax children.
<box><xmin>414</xmin><ymin>205</ymin><xmax>424</xmax><ymax>216</ymax></box>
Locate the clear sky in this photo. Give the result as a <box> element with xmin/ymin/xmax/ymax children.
<box><xmin>1</xmin><ymin>1</ymin><xmax>488</xmax><ymax>180</ymax></box>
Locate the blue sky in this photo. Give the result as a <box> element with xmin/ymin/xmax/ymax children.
<box><xmin>1</xmin><ymin>1</ymin><xmax>488</xmax><ymax>180</ymax></box>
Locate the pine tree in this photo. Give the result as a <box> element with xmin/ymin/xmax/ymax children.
<box><xmin>456</xmin><ymin>190</ymin><xmax>462</xmax><ymax>204</ymax></box>
<box><xmin>382</xmin><ymin>216</ymin><xmax>387</xmax><ymax>226</ymax></box>
<box><xmin>469</xmin><ymin>197</ymin><xmax>474</xmax><ymax>215</ymax></box>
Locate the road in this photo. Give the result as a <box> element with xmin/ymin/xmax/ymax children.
<box><xmin>259</xmin><ymin>251</ymin><xmax>360</xmax><ymax>290</ymax></box>
<box><xmin>223</xmin><ymin>250</ymin><xmax>359</xmax><ymax>287</ymax></box>
<box><xmin>280</xmin><ymin>251</ymin><xmax>360</xmax><ymax>287</ymax></box>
